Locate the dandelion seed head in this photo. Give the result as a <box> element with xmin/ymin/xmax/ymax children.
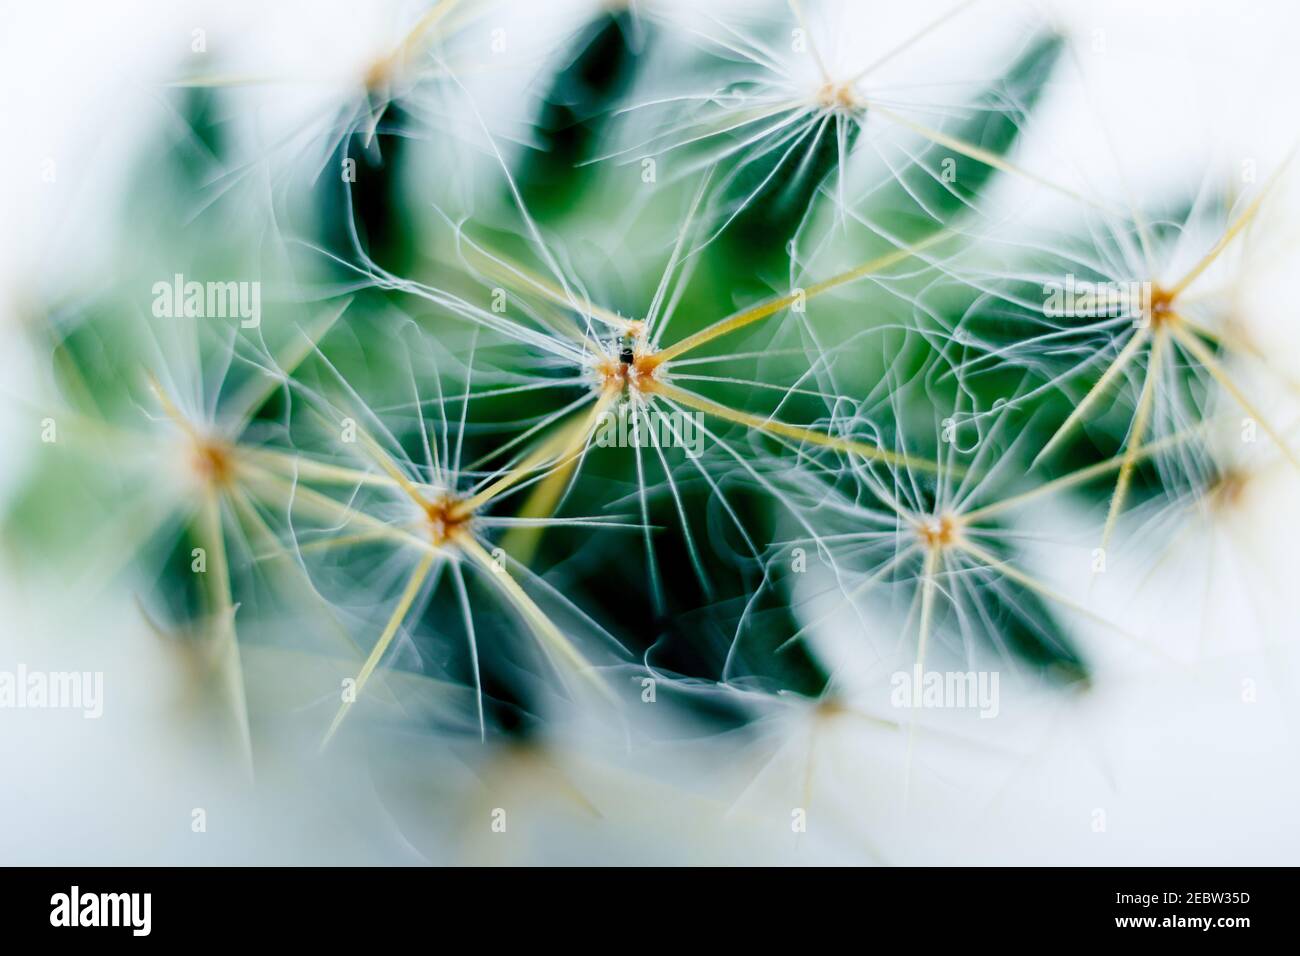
<box><xmin>593</xmin><ymin>329</ymin><xmax>661</xmax><ymax>396</ymax></box>
<box><xmin>362</xmin><ymin>52</ymin><xmax>398</xmax><ymax>96</ymax></box>
<box><xmin>1146</xmin><ymin>283</ymin><xmax>1179</xmax><ymax>329</ymax></box>
<box><xmin>425</xmin><ymin>491</ymin><xmax>473</xmax><ymax>547</ymax></box>
<box><xmin>1207</xmin><ymin>468</ymin><xmax>1252</xmax><ymax>514</ymax></box>
<box><xmin>812</xmin><ymin>80</ymin><xmax>864</xmax><ymax>114</ymax></box>
<box><xmin>812</xmin><ymin>694</ymin><xmax>854</xmax><ymax>723</ymax></box>
<box><xmin>189</xmin><ymin>437</ymin><xmax>236</xmax><ymax>489</ymax></box>
<box><xmin>915</xmin><ymin>511</ymin><xmax>963</xmax><ymax>551</ymax></box>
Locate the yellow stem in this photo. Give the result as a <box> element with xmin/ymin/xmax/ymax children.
<box><xmin>228</xmin><ymin>298</ymin><xmax>351</xmax><ymax>430</ymax></box>
<box><xmin>1033</xmin><ymin>326</ymin><xmax>1150</xmax><ymax>468</ymax></box>
<box><xmin>1166</xmin><ymin>171</ymin><xmax>1282</xmax><ymax>299</ymax></box>
<box><xmin>869</xmin><ymin>105</ymin><xmax>1119</xmax><ymax>214</ymax></box>
<box><xmin>240</xmin><ymin>468</ymin><xmax>433</xmax><ymax>552</ymax></box>
<box><xmin>652</xmin><ymin>231</ymin><xmax>953</xmax><ymax>365</ymax></box>
<box><xmin>956</xmin><ymin>538</ymin><xmax>1152</xmax><ymax>650</ymax></box>
<box><xmin>457</xmin><ymin>390</ymin><xmax>612</xmax><ymax>515</ymax></box>
<box><xmin>241</xmin><ymin>447</ymin><xmax>399</xmax><ymax>488</ymax></box>
<box><xmin>498</xmin><ymin>456</ymin><xmax>582</xmax><ymax>567</ymax></box>
<box><xmin>145</xmin><ymin>371</ymin><xmax>200</xmax><ymax>441</ymax></box>
<box><xmin>1172</xmin><ymin>322</ymin><xmax>1300</xmax><ymax>471</ymax></box>
<box><xmin>199</xmin><ymin>489</ymin><xmax>254</xmax><ymax>773</ymax></box>
<box><xmin>649</xmin><ymin>379</ymin><xmax>947</xmax><ymax>473</ymax></box>
<box><xmin>964</xmin><ymin>425</ymin><xmax>1201</xmax><ymax>523</ymax></box>
<box><xmin>368</xmin><ymin>0</ymin><xmax>461</xmax><ymax>89</ymax></box>
<box><xmin>1101</xmin><ymin>329</ymin><xmax>1166</xmax><ymax>550</ymax></box>
<box><xmin>462</xmin><ymin>240</ymin><xmax>632</xmax><ymax>335</ymax></box>
<box><xmin>458</xmin><ymin>535</ymin><xmax>614</xmax><ymax>703</ymax></box>
<box><xmin>322</xmin><ymin>551</ymin><xmax>437</xmax><ymax>748</ymax></box>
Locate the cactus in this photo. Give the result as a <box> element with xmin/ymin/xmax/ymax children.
<box><xmin>5</xmin><ymin>0</ymin><xmax>1298</xmax><ymax>865</ymax></box>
